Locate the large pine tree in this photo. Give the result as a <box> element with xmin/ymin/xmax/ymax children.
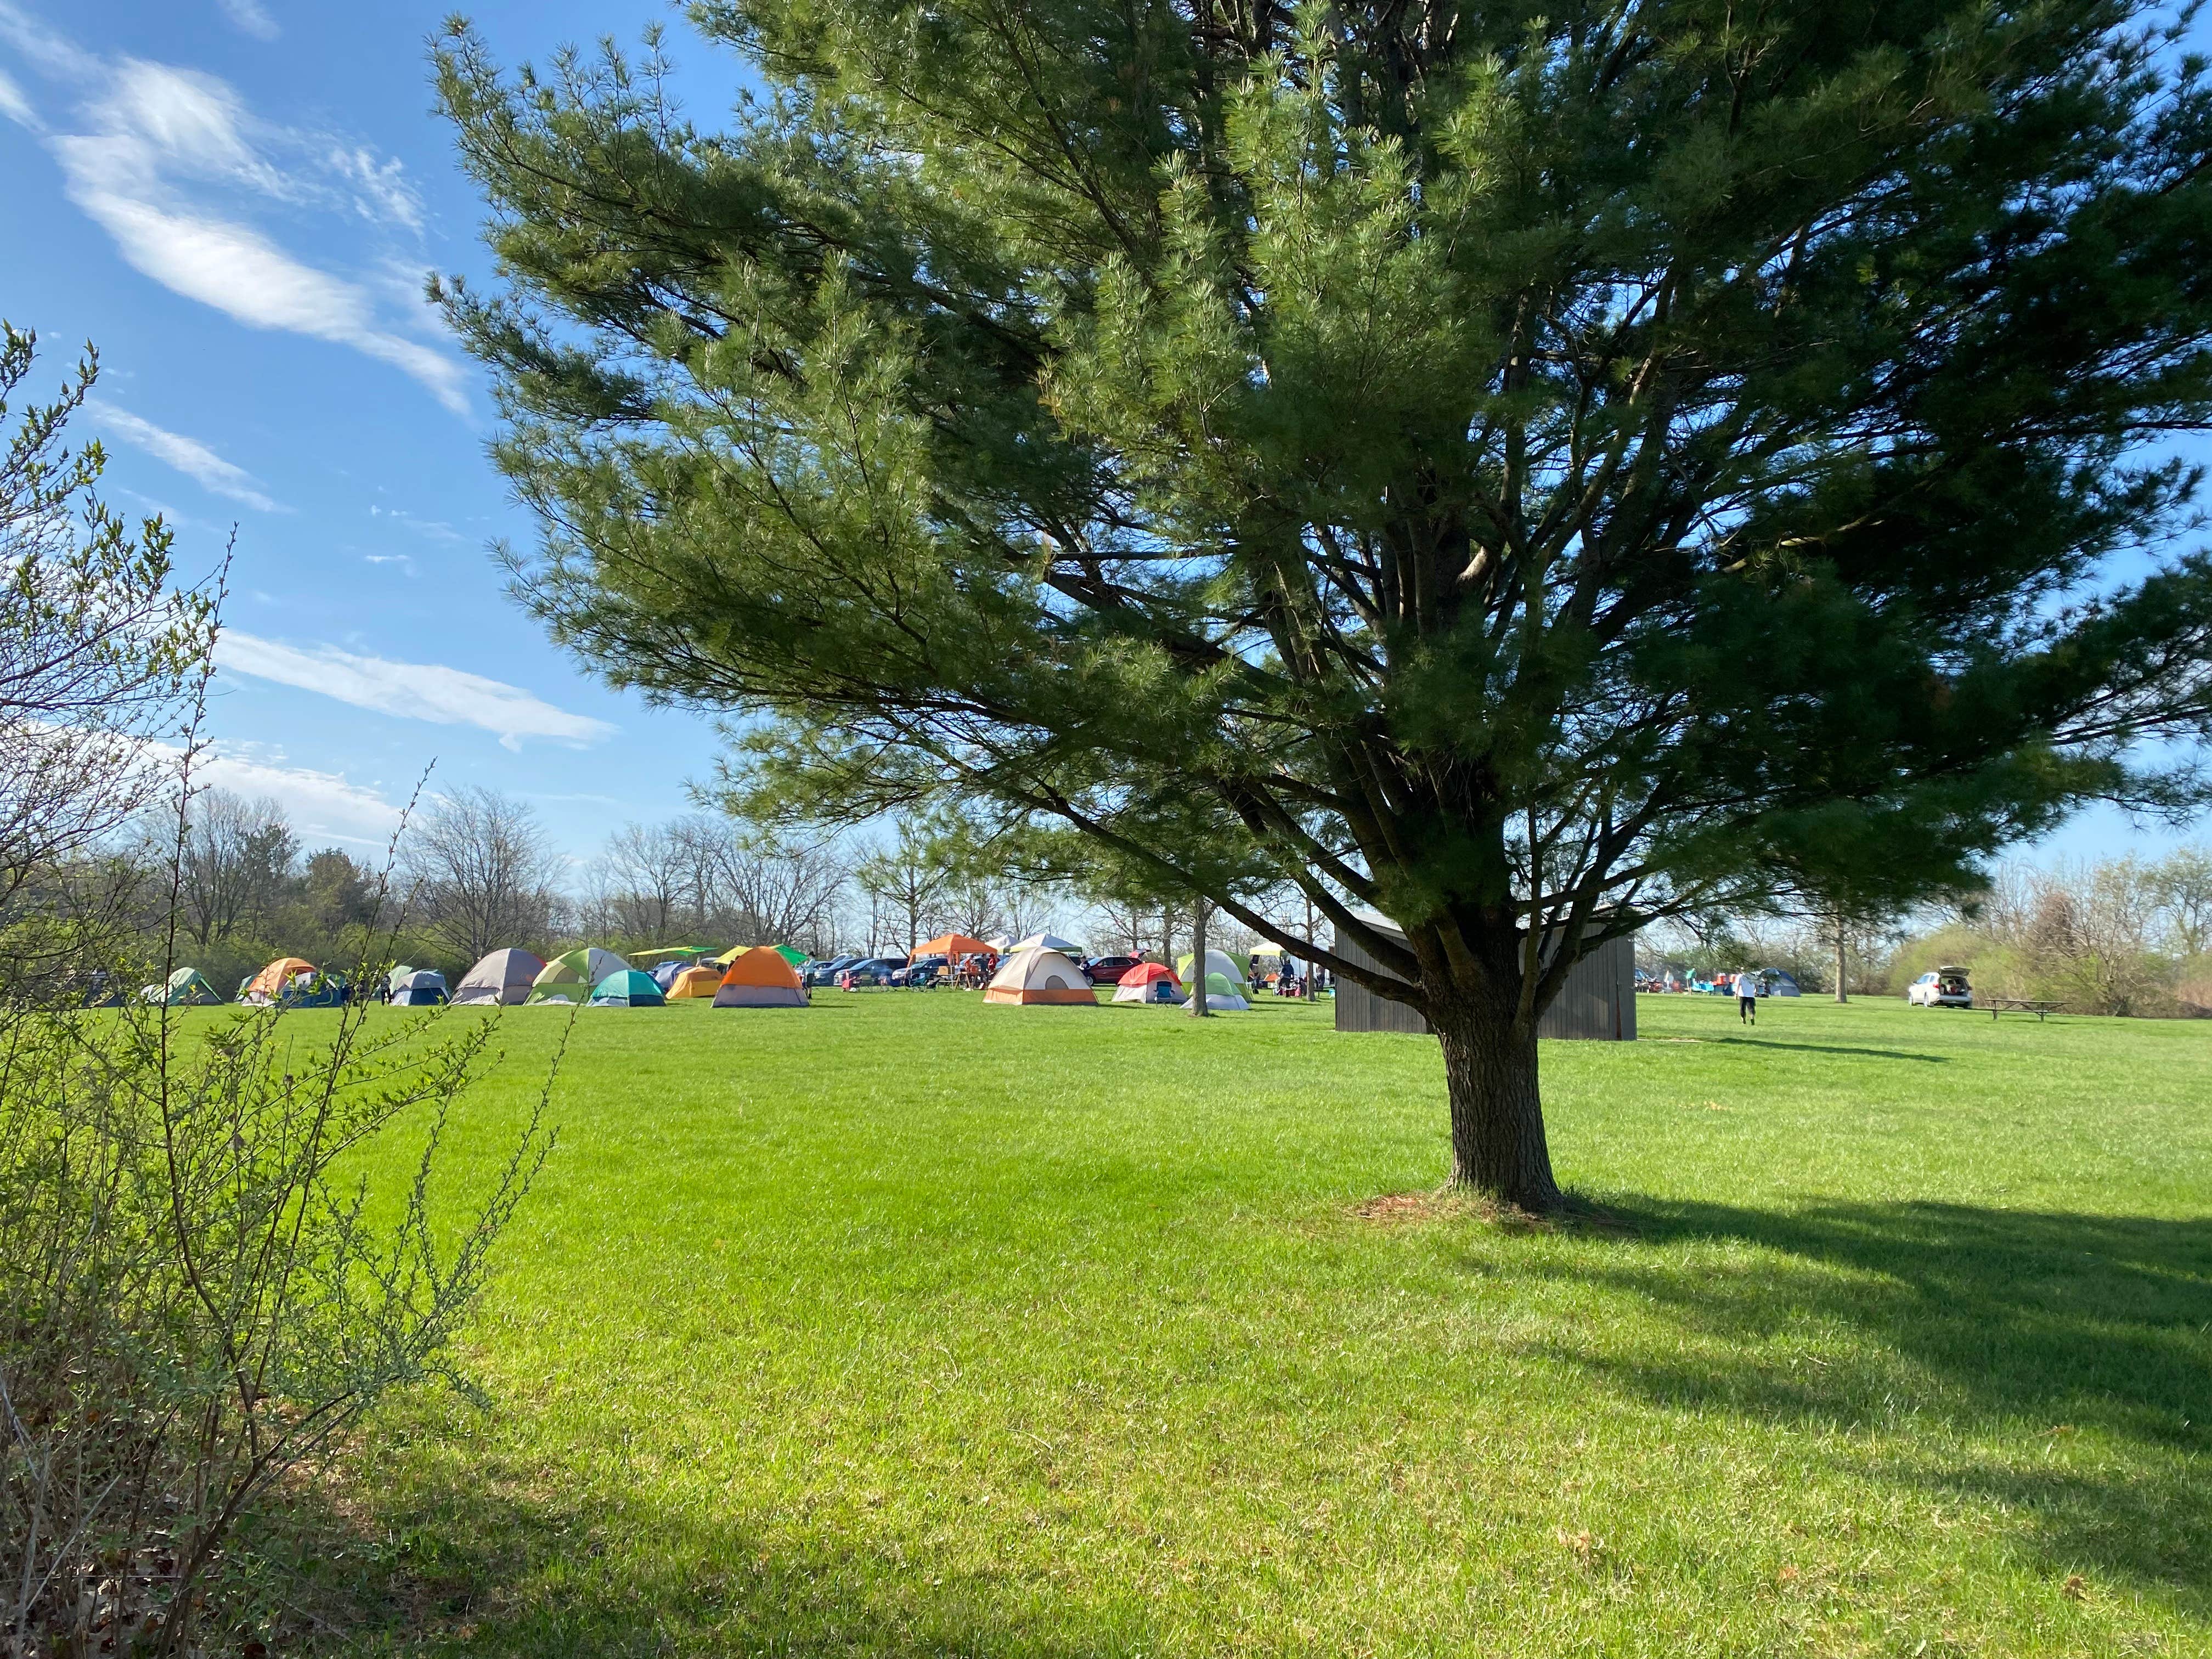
<box><xmin>438</xmin><ymin>0</ymin><xmax>2212</xmax><ymax>1208</ymax></box>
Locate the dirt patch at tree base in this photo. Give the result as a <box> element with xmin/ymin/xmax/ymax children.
<box><xmin>1350</xmin><ymin>1190</ymin><xmax>1632</xmax><ymax>1233</ymax></box>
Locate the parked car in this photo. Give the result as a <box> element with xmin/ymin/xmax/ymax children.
<box><xmin>836</xmin><ymin>956</ymin><xmax>908</xmax><ymax>989</ymax></box>
<box><xmin>805</xmin><ymin>955</ymin><xmax>864</xmax><ymax>987</ymax></box>
<box><xmin>1081</xmin><ymin>954</ymin><xmax>1142</xmax><ymax>986</ymax></box>
<box><xmin>891</xmin><ymin>954</ymin><xmax>949</xmax><ymax>987</ymax></box>
<box><xmin>1907</xmin><ymin>966</ymin><xmax>1973</xmax><ymax>1007</ymax></box>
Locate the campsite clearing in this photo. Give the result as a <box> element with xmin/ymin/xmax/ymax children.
<box><xmin>279</xmin><ymin>993</ymin><xmax>2207</xmax><ymax>1656</ymax></box>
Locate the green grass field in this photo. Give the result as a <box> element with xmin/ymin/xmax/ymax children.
<box><xmin>303</xmin><ymin>991</ymin><xmax>2209</xmax><ymax>1657</ymax></box>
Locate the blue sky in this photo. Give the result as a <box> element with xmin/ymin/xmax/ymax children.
<box><xmin>0</xmin><ymin>0</ymin><xmax>741</xmax><ymax>861</ymax></box>
<box><xmin>0</xmin><ymin>0</ymin><xmax>2198</xmax><ymax>872</ymax></box>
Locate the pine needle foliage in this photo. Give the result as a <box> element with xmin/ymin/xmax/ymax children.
<box><xmin>437</xmin><ymin>0</ymin><xmax>2212</xmax><ymax>1204</ymax></box>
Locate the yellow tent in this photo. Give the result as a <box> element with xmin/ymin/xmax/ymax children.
<box><xmin>668</xmin><ymin>964</ymin><xmax>724</xmax><ymax>1000</ymax></box>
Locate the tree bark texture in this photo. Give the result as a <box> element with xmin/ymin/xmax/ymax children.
<box><xmin>1835</xmin><ymin>923</ymin><xmax>1848</xmax><ymax>1004</ymax></box>
<box><xmin>1188</xmin><ymin>900</ymin><xmax>1212</xmax><ymax>1017</ymax></box>
<box><xmin>1430</xmin><ymin>992</ymin><xmax>1562</xmax><ymax>1211</ymax></box>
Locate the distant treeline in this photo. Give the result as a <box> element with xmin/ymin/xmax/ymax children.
<box><xmin>1643</xmin><ymin>848</ymin><xmax>2212</xmax><ymax>1017</ymax></box>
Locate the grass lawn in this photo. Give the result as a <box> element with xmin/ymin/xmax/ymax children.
<box><xmin>298</xmin><ymin>990</ymin><xmax>2209</xmax><ymax>1656</ymax></box>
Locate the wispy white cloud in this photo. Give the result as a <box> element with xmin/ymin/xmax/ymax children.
<box><xmin>89</xmin><ymin>398</ymin><xmax>280</xmax><ymax>512</ymax></box>
<box><xmin>0</xmin><ymin>1</ymin><xmax>94</xmax><ymax>78</ymax></box>
<box><xmin>215</xmin><ymin>630</ymin><xmax>618</xmax><ymax>751</ymax></box>
<box><xmin>0</xmin><ymin>62</ymin><xmax>35</xmax><ymax>127</ymax></box>
<box><xmin>1</xmin><ymin>16</ymin><xmax>463</xmax><ymax>410</ymax></box>
<box><xmin>214</xmin><ymin>0</ymin><xmax>279</xmax><ymax>42</ymax></box>
<box><xmin>369</xmin><ymin>503</ymin><xmax>462</xmax><ymax>543</ymax></box>
<box><xmin>136</xmin><ymin>737</ymin><xmax>405</xmax><ymax>846</ymax></box>
<box><xmin>330</xmin><ymin>147</ymin><xmax>420</xmax><ymax>232</ymax></box>
<box><xmin>197</xmin><ymin>747</ymin><xmax>403</xmax><ymax>845</ymax></box>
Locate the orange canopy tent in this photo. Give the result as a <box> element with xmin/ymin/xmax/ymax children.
<box><xmin>712</xmin><ymin>945</ymin><xmax>809</xmax><ymax>1008</ymax></box>
<box><xmin>243</xmin><ymin>956</ymin><xmax>317</xmax><ymax>1003</ymax></box>
<box><xmin>915</xmin><ymin>932</ymin><xmax>994</xmax><ymax>960</ymax></box>
<box><xmin>667</xmin><ymin>964</ymin><xmax>724</xmax><ymax>1000</ymax></box>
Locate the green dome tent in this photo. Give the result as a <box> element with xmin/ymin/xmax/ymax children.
<box><xmin>590</xmin><ymin>969</ymin><xmax>666</xmax><ymax>1007</ymax></box>
<box><xmin>1174</xmin><ymin>950</ymin><xmax>1253</xmax><ymax>997</ymax></box>
<box><xmin>141</xmin><ymin>967</ymin><xmax>222</xmax><ymax>1006</ymax></box>
<box><xmin>1182</xmin><ymin>971</ymin><xmax>1251</xmax><ymax>1012</ymax></box>
<box><xmin>530</xmin><ymin>947</ymin><xmax>630</xmax><ymax>1003</ymax></box>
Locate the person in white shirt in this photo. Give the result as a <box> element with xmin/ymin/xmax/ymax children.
<box><xmin>1737</xmin><ymin>969</ymin><xmax>1761</xmax><ymax>1024</ymax></box>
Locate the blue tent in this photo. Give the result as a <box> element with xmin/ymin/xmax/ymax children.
<box><xmin>388</xmin><ymin>967</ymin><xmax>449</xmax><ymax>1006</ymax></box>
<box><xmin>286</xmin><ymin>973</ymin><xmax>348</xmax><ymax>1008</ymax></box>
<box><xmin>590</xmin><ymin>969</ymin><xmax>667</xmax><ymax>1007</ymax></box>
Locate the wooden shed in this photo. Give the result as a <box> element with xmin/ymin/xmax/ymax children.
<box><xmin>1333</xmin><ymin>916</ymin><xmax>1638</xmax><ymax>1041</ymax></box>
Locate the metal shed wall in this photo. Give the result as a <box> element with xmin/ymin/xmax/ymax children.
<box><xmin>1333</xmin><ymin>924</ymin><xmax>1637</xmax><ymax>1041</ymax></box>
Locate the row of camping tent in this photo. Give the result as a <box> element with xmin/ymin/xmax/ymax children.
<box><xmin>139</xmin><ymin>944</ymin><xmax>814</xmax><ymax>1010</ymax></box>
<box><xmin>983</xmin><ymin>947</ymin><xmax>1256</xmax><ymax>1011</ymax></box>
<box><xmin>455</xmin><ymin>945</ymin><xmax>812</xmax><ymax>1007</ymax></box>
<box><xmin>139</xmin><ymin>944</ymin><xmax>1263</xmax><ymax>1013</ymax></box>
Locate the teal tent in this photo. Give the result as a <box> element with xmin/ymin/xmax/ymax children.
<box><xmin>142</xmin><ymin>967</ymin><xmax>223</xmax><ymax>1006</ymax></box>
<box><xmin>590</xmin><ymin>969</ymin><xmax>666</xmax><ymax>1007</ymax></box>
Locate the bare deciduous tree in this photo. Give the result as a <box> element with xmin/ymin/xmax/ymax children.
<box><xmin>2149</xmin><ymin>848</ymin><xmax>2212</xmax><ymax>960</ymax></box>
<box><xmin>0</xmin><ymin>325</ymin><xmax>212</xmax><ymax>913</ymax></box>
<box><xmin>586</xmin><ymin>816</ymin><xmax>848</xmax><ymax>952</ymax></box>
<box><xmin>854</xmin><ymin>825</ymin><xmax>945</xmax><ymax>957</ymax></box>
<box><xmin>405</xmin><ymin>786</ymin><xmax>558</xmax><ymax>964</ymax></box>
<box><xmin>709</xmin><ymin>825</ymin><xmax>848</xmax><ymax>954</ymax></box>
<box><xmin>592</xmin><ymin>821</ymin><xmax>687</xmax><ymax>940</ymax></box>
<box><xmin>175</xmin><ymin>789</ymin><xmax>297</xmax><ymax>948</ymax></box>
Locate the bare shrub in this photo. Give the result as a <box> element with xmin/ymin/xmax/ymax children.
<box><xmin>0</xmin><ymin>964</ymin><xmax>556</xmax><ymax>1657</ymax></box>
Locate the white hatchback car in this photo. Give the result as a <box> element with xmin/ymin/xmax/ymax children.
<box><xmin>1908</xmin><ymin>967</ymin><xmax>1973</xmax><ymax>1007</ymax></box>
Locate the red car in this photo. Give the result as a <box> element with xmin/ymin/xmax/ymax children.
<box><xmin>1082</xmin><ymin>955</ymin><xmax>1142</xmax><ymax>986</ymax></box>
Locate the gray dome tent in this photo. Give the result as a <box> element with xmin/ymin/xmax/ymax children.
<box><xmin>387</xmin><ymin>967</ymin><xmax>450</xmax><ymax>1006</ymax></box>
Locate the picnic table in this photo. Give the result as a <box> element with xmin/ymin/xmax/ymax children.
<box><xmin>1985</xmin><ymin>998</ymin><xmax>2065</xmax><ymax>1022</ymax></box>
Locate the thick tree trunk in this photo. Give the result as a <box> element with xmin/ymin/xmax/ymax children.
<box><xmin>1430</xmin><ymin>991</ymin><xmax>1562</xmax><ymax>1211</ymax></box>
<box><xmin>1188</xmin><ymin>900</ymin><xmax>1211</xmax><ymax>1017</ymax></box>
<box><xmin>1833</xmin><ymin>923</ymin><xmax>1849</xmax><ymax>1003</ymax></box>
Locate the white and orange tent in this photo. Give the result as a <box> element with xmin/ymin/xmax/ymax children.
<box><xmin>983</xmin><ymin>947</ymin><xmax>1095</xmax><ymax>1006</ymax></box>
<box><xmin>242</xmin><ymin>956</ymin><xmax>317</xmax><ymax>1003</ymax></box>
<box><xmin>712</xmin><ymin>945</ymin><xmax>809</xmax><ymax>1007</ymax></box>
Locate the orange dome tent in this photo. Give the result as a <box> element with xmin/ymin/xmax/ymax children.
<box><xmin>712</xmin><ymin>945</ymin><xmax>809</xmax><ymax>1008</ymax></box>
<box><xmin>243</xmin><ymin>956</ymin><xmax>317</xmax><ymax>1004</ymax></box>
<box><xmin>915</xmin><ymin>932</ymin><xmax>994</xmax><ymax>961</ymax></box>
<box><xmin>983</xmin><ymin>947</ymin><xmax>1094</xmax><ymax>1006</ymax></box>
<box><xmin>668</xmin><ymin>964</ymin><xmax>724</xmax><ymax>1000</ymax></box>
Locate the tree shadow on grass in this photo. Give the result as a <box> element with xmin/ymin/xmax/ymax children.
<box><xmin>1526</xmin><ymin>1198</ymin><xmax>2212</xmax><ymax>1594</ymax></box>
<box><xmin>1699</xmin><ymin>1036</ymin><xmax>1949</xmax><ymax>1062</ymax></box>
<box><xmin>297</xmin><ymin>1451</ymin><xmax>1157</xmax><ymax>1659</ymax></box>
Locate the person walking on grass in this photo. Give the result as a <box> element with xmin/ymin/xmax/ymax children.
<box><xmin>1738</xmin><ymin>970</ymin><xmax>1761</xmax><ymax>1025</ymax></box>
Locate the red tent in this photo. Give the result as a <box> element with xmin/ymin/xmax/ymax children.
<box><xmin>1112</xmin><ymin>961</ymin><xmax>1182</xmax><ymax>1004</ymax></box>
